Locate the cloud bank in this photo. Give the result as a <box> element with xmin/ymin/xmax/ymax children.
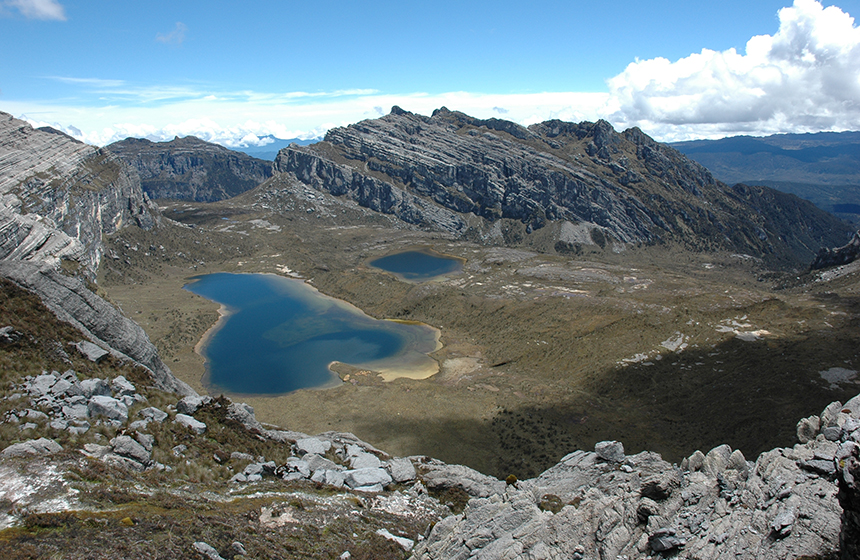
<box><xmin>3</xmin><ymin>0</ymin><xmax>66</xmax><ymax>20</ymax></box>
<box><xmin>9</xmin><ymin>0</ymin><xmax>860</xmax><ymax>145</ymax></box>
<box><xmin>607</xmin><ymin>0</ymin><xmax>860</xmax><ymax>140</ymax></box>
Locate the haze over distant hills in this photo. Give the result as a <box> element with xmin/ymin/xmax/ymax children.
<box><xmin>231</xmin><ymin>136</ymin><xmax>320</xmax><ymax>161</ymax></box>
<box><xmin>671</xmin><ymin>131</ymin><xmax>860</xmax><ymax>223</ymax></box>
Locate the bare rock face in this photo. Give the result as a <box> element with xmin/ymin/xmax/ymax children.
<box><xmin>0</xmin><ymin>112</ymin><xmax>192</xmax><ymax>397</ymax></box>
<box><xmin>275</xmin><ymin>107</ymin><xmax>852</xmax><ymax>265</ymax></box>
<box><xmin>0</xmin><ymin>112</ymin><xmax>157</xmax><ymax>276</ymax></box>
<box><xmin>812</xmin><ymin>230</ymin><xmax>860</xmax><ymax>270</ymax></box>
<box><xmin>0</xmin><ymin>260</ymin><xmax>193</xmax><ymax>396</ymax></box>
<box><xmin>107</xmin><ymin>136</ymin><xmax>273</xmax><ymax>202</ymax></box>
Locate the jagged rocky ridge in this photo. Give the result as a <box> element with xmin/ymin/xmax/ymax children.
<box><xmin>107</xmin><ymin>135</ymin><xmax>273</xmax><ymax>202</ymax></box>
<box><xmin>0</xmin><ymin>112</ymin><xmax>192</xmax><ymax>396</ymax></box>
<box><xmin>275</xmin><ymin>107</ymin><xmax>853</xmax><ymax>266</ymax></box>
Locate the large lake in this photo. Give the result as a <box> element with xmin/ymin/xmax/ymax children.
<box><xmin>184</xmin><ymin>273</ymin><xmax>440</xmax><ymax>395</ymax></box>
<box><xmin>368</xmin><ymin>248</ymin><xmax>463</xmax><ymax>281</ymax></box>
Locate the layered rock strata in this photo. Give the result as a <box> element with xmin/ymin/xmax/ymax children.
<box><xmin>0</xmin><ymin>112</ymin><xmax>189</xmax><ymax>395</ymax></box>
<box><xmin>1</xmin><ymin>113</ymin><xmax>157</xmax><ymax>275</ymax></box>
<box><xmin>412</xmin><ymin>394</ymin><xmax>860</xmax><ymax>559</ymax></box>
<box><xmin>276</xmin><ymin>107</ymin><xmax>852</xmax><ymax>265</ymax></box>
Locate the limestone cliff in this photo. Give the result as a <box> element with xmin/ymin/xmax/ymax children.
<box><xmin>275</xmin><ymin>107</ymin><xmax>853</xmax><ymax>266</ymax></box>
<box><xmin>0</xmin><ymin>113</ymin><xmax>156</xmax><ymax>276</ymax></box>
<box><xmin>107</xmin><ymin>135</ymin><xmax>273</xmax><ymax>202</ymax></box>
<box><xmin>0</xmin><ymin>112</ymin><xmax>191</xmax><ymax>396</ymax></box>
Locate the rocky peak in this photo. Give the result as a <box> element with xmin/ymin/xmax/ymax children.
<box><xmin>276</xmin><ymin>108</ymin><xmax>852</xmax><ymax>265</ymax></box>
<box><xmin>107</xmin><ymin>135</ymin><xmax>273</xmax><ymax>202</ymax></box>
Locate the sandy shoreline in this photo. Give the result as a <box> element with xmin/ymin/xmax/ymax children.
<box><xmin>193</xmin><ymin>303</ymin><xmax>232</xmax><ymax>357</ymax></box>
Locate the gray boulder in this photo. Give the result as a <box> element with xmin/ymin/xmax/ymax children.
<box><xmin>87</xmin><ymin>395</ymin><xmax>128</xmax><ymax>422</ymax></box>
<box><xmin>111</xmin><ymin>375</ymin><xmax>136</xmax><ymax>396</ymax></box>
<box><xmin>296</xmin><ymin>437</ymin><xmax>332</xmax><ymax>456</ymax></box>
<box><xmin>192</xmin><ymin>541</ymin><xmax>226</xmax><ymax>560</ymax></box>
<box><xmin>74</xmin><ymin>341</ymin><xmax>109</xmax><ymax>363</ymax></box>
<box><xmin>344</xmin><ymin>467</ymin><xmax>392</xmax><ymax>492</ymax></box>
<box><xmin>703</xmin><ymin>444</ymin><xmax>732</xmax><ymax>476</ymax></box>
<box><xmin>139</xmin><ymin>406</ymin><xmax>168</xmax><ymax>423</ymax></box>
<box><xmin>797</xmin><ymin>415</ymin><xmax>821</xmax><ymax>444</ymax></box>
<box><xmin>80</xmin><ymin>378</ymin><xmax>111</xmax><ymax>398</ymax></box>
<box><xmin>226</xmin><ymin>402</ymin><xmax>262</xmax><ymax>432</ymax></box>
<box><xmin>595</xmin><ymin>440</ymin><xmax>625</xmax><ymax>463</ymax></box>
<box><xmin>177</xmin><ymin>395</ymin><xmax>211</xmax><ymax>415</ymax></box>
<box><xmin>1</xmin><ymin>437</ymin><xmax>63</xmax><ymax>458</ymax></box>
<box><xmin>350</xmin><ymin>451</ymin><xmax>381</xmax><ymax>469</ymax></box>
<box><xmin>174</xmin><ymin>413</ymin><xmax>207</xmax><ymax>434</ymax></box>
<box><xmin>387</xmin><ymin>457</ymin><xmax>417</xmax><ymax>483</ymax></box>
<box><xmin>111</xmin><ymin>435</ymin><xmax>151</xmax><ymax>464</ymax></box>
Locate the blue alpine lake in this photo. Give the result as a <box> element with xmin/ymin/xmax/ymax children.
<box><xmin>184</xmin><ymin>273</ymin><xmax>439</xmax><ymax>395</ymax></box>
<box><xmin>368</xmin><ymin>248</ymin><xmax>463</xmax><ymax>281</ymax></box>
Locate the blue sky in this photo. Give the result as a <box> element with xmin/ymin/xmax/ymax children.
<box><xmin>2</xmin><ymin>0</ymin><xmax>860</xmax><ymax>146</ymax></box>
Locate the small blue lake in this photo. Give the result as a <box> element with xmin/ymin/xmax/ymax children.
<box><xmin>368</xmin><ymin>248</ymin><xmax>463</xmax><ymax>281</ymax></box>
<box><xmin>184</xmin><ymin>273</ymin><xmax>439</xmax><ymax>395</ymax></box>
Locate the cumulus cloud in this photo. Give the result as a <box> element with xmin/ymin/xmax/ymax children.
<box><xmin>156</xmin><ymin>22</ymin><xmax>187</xmax><ymax>45</ymax></box>
<box><xmin>607</xmin><ymin>0</ymin><xmax>860</xmax><ymax>140</ymax></box>
<box><xmin>3</xmin><ymin>0</ymin><xmax>66</xmax><ymax>20</ymax></box>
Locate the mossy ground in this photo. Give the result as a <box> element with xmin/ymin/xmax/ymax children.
<box><xmin>94</xmin><ymin>191</ymin><xmax>860</xmax><ymax>479</ymax></box>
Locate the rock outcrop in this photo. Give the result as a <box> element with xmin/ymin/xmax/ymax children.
<box><xmin>107</xmin><ymin>136</ymin><xmax>273</xmax><ymax>202</ymax></box>
<box><xmin>411</xmin><ymin>394</ymin><xmax>860</xmax><ymax>559</ymax></box>
<box><xmin>1</xmin><ymin>113</ymin><xmax>157</xmax><ymax>276</ymax></box>
<box><xmin>0</xmin><ymin>260</ymin><xmax>192</xmax><ymax>395</ymax></box>
<box><xmin>275</xmin><ymin>107</ymin><xmax>853</xmax><ymax>265</ymax></box>
<box><xmin>0</xmin><ymin>112</ymin><xmax>191</xmax><ymax>396</ymax></box>
<box><xmin>812</xmin><ymin>230</ymin><xmax>860</xmax><ymax>270</ymax></box>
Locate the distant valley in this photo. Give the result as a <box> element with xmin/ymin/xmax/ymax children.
<box><xmin>671</xmin><ymin>130</ymin><xmax>860</xmax><ymax>224</ymax></box>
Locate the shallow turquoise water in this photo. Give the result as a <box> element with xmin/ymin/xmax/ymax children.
<box><xmin>368</xmin><ymin>249</ymin><xmax>462</xmax><ymax>281</ymax></box>
<box><xmin>184</xmin><ymin>273</ymin><xmax>435</xmax><ymax>394</ymax></box>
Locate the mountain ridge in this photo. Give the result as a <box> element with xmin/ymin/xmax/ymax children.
<box><xmin>107</xmin><ymin>135</ymin><xmax>273</xmax><ymax>203</ymax></box>
<box><xmin>273</xmin><ymin>106</ymin><xmax>853</xmax><ymax>267</ymax></box>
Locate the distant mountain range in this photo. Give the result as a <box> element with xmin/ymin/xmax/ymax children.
<box><xmin>670</xmin><ymin>131</ymin><xmax>860</xmax><ymax>222</ymax></box>
<box><xmin>231</xmin><ymin>135</ymin><xmax>319</xmax><ymax>161</ymax></box>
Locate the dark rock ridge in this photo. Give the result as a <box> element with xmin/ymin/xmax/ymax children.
<box><xmin>275</xmin><ymin>107</ymin><xmax>853</xmax><ymax>266</ymax></box>
<box><xmin>0</xmin><ymin>112</ymin><xmax>191</xmax><ymax>396</ymax></box>
<box><xmin>812</xmin><ymin>230</ymin><xmax>860</xmax><ymax>269</ymax></box>
<box><xmin>1</xmin><ymin>112</ymin><xmax>157</xmax><ymax>275</ymax></box>
<box><xmin>107</xmin><ymin>136</ymin><xmax>273</xmax><ymax>202</ymax></box>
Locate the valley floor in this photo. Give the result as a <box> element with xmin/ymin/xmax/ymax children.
<box><xmin>97</xmin><ymin>187</ymin><xmax>860</xmax><ymax>479</ymax></box>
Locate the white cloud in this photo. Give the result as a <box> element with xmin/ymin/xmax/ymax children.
<box><xmin>155</xmin><ymin>22</ymin><xmax>187</xmax><ymax>45</ymax></box>
<box><xmin>3</xmin><ymin>0</ymin><xmax>65</xmax><ymax>20</ymax></box>
<box><xmin>606</xmin><ymin>0</ymin><xmax>860</xmax><ymax>140</ymax></box>
<box><xmin>9</xmin><ymin>90</ymin><xmax>610</xmax><ymax>147</ymax></box>
<box><xmin>11</xmin><ymin>1</ymin><xmax>860</xmax><ymax>147</ymax></box>
<box><xmin>47</xmin><ymin>76</ymin><xmax>126</xmax><ymax>88</ymax></box>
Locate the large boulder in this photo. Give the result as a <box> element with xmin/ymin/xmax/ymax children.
<box><xmin>1</xmin><ymin>437</ymin><xmax>63</xmax><ymax>458</ymax></box>
<box><xmin>87</xmin><ymin>395</ymin><xmax>128</xmax><ymax>422</ymax></box>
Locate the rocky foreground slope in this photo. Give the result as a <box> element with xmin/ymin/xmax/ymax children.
<box><xmin>2</xmin><ymin>340</ymin><xmax>859</xmax><ymax>559</ymax></box>
<box><xmin>276</xmin><ymin>107</ymin><xmax>853</xmax><ymax>267</ymax></box>
<box><xmin>107</xmin><ymin>135</ymin><xmax>273</xmax><ymax>202</ymax></box>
